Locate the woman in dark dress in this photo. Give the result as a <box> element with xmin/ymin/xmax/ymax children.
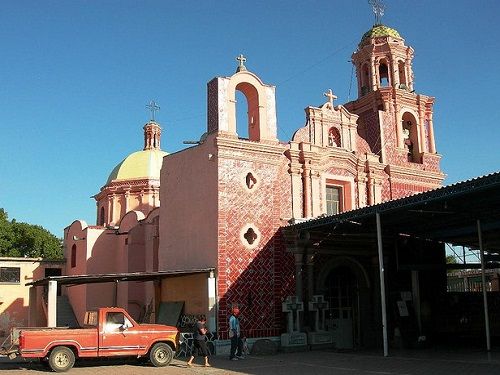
<box><xmin>187</xmin><ymin>315</ymin><xmax>211</xmax><ymax>367</ymax></box>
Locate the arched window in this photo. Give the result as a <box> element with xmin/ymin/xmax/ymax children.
<box><xmin>398</xmin><ymin>61</ymin><xmax>407</xmax><ymax>88</ymax></box>
<box><xmin>401</xmin><ymin>113</ymin><xmax>420</xmax><ymax>163</ymax></box>
<box><xmin>379</xmin><ymin>61</ymin><xmax>390</xmax><ymax>87</ymax></box>
<box><xmin>71</xmin><ymin>244</ymin><xmax>77</xmax><ymax>268</ymax></box>
<box><xmin>328</xmin><ymin>128</ymin><xmax>341</xmax><ymax>147</ymax></box>
<box><xmin>99</xmin><ymin>207</ymin><xmax>105</xmax><ymax>226</ymax></box>
<box><xmin>235</xmin><ymin>82</ymin><xmax>260</xmax><ymax>141</ymax></box>
<box><xmin>361</xmin><ymin>63</ymin><xmax>370</xmax><ymax>96</ymax></box>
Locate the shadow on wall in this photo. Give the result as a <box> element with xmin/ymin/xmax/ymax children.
<box><xmin>70</xmin><ymin>219</ymin><xmax>153</xmax><ymax>324</ymax></box>
<box><xmin>217</xmin><ymin>229</ymin><xmax>295</xmax><ymax>340</ymax></box>
<box><xmin>0</xmin><ymin>298</ymin><xmax>27</xmax><ymax>339</ymax></box>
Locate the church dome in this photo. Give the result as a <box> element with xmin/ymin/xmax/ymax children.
<box><xmin>106</xmin><ymin>119</ymin><xmax>167</xmax><ymax>184</ymax></box>
<box><xmin>359</xmin><ymin>24</ymin><xmax>402</xmax><ymax>46</ymax></box>
<box><xmin>106</xmin><ymin>148</ymin><xmax>168</xmax><ymax>184</ymax></box>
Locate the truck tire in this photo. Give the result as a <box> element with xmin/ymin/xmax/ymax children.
<box><xmin>48</xmin><ymin>346</ymin><xmax>75</xmax><ymax>372</ymax></box>
<box><xmin>149</xmin><ymin>343</ymin><xmax>173</xmax><ymax>367</ymax></box>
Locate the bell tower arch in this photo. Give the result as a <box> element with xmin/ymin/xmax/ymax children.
<box><xmin>207</xmin><ymin>55</ymin><xmax>277</xmax><ymax>143</ymax></box>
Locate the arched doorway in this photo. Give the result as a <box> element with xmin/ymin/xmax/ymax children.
<box><xmin>324</xmin><ymin>266</ymin><xmax>357</xmax><ymax>349</ymax></box>
<box><xmin>318</xmin><ymin>257</ymin><xmax>370</xmax><ymax>349</ymax></box>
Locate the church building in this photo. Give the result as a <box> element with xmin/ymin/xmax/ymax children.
<box><xmin>62</xmin><ymin>20</ymin><xmax>445</xmax><ymax>350</ymax></box>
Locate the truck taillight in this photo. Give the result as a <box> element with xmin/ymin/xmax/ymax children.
<box><xmin>19</xmin><ymin>333</ymin><xmax>24</xmax><ymax>348</ymax></box>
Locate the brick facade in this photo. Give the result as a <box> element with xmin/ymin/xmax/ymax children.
<box><xmin>159</xmin><ymin>24</ymin><xmax>445</xmax><ymax>339</ymax></box>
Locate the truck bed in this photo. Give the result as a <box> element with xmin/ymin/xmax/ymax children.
<box><xmin>20</xmin><ymin>327</ymin><xmax>99</xmax><ymax>358</ymax></box>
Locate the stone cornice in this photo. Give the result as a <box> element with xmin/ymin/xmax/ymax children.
<box><xmin>94</xmin><ymin>180</ymin><xmax>160</xmax><ymax>200</ymax></box>
<box><xmin>385</xmin><ymin>164</ymin><xmax>445</xmax><ymax>182</ymax></box>
<box><xmin>216</xmin><ymin>136</ymin><xmax>287</xmax><ymax>164</ymax></box>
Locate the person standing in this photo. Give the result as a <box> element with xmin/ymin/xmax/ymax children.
<box><xmin>229</xmin><ymin>306</ymin><xmax>244</xmax><ymax>360</ymax></box>
<box><xmin>187</xmin><ymin>315</ymin><xmax>211</xmax><ymax>367</ymax></box>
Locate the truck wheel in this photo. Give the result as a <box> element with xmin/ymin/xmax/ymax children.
<box><xmin>149</xmin><ymin>343</ymin><xmax>173</xmax><ymax>367</ymax></box>
<box><xmin>48</xmin><ymin>346</ymin><xmax>75</xmax><ymax>372</ymax></box>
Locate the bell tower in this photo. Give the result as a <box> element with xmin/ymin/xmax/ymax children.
<box><xmin>353</xmin><ymin>24</ymin><xmax>414</xmax><ymax>96</ymax></box>
<box><xmin>345</xmin><ymin>2</ymin><xmax>444</xmax><ymax>199</ymax></box>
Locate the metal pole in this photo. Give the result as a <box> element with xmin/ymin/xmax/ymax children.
<box><xmin>114</xmin><ymin>280</ymin><xmax>118</xmax><ymax>307</ymax></box>
<box><xmin>376</xmin><ymin>212</ymin><xmax>389</xmax><ymax>356</ymax></box>
<box><xmin>477</xmin><ymin>219</ymin><xmax>491</xmax><ymax>351</ymax></box>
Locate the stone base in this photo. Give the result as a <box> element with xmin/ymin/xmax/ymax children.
<box><xmin>307</xmin><ymin>331</ymin><xmax>334</xmax><ymax>346</ymax></box>
<box><xmin>214</xmin><ymin>336</ymin><xmax>281</xmax><ymax>356</ymax></box>
<box><xmin>250</xmin><ymin>339</ymin><xmax>279</xmax><ymax>355</ymax></box>
<box><xmin>280</xmin><ymin>332</ymin><xmax>308</xmax><ymax>351</ymax></box>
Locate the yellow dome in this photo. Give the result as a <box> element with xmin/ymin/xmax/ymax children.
<box><xmin>360</xmin><ymin>24</ymin><xmax>402</xmax><ymax>46</ymax></box>
<box><xmin>107</xmin><ymin>149</ymin><xmax>168</xmax><ymax>184</ymax></box>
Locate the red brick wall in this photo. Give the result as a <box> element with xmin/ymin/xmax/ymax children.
<box><xmin>216</xmin><ymin>153</ymin><xmax>294</xmax><ymax>338</ymax></box>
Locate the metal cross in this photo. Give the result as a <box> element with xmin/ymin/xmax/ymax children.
<box><xmin>236</xmin><ymin>54</ymin><xmax>247</xmax><ymax>72</ymax></box>
<box><xmin>146</xmin><ymin>100</ymin><xmax>160</xmax><ymax>121</ymax></box>
<box><xmin>369</xmin><ymin>0</ymin><xmax>385</xmax><ymax>25</ymax></box>
<box><xmin>324</xmin><ymin>89</ymin><xmax>337</xmax><ymax>107</ymax></box>
<box><xmin>236</xmin><ymin>54</ymin><xmax>246</xmax><ymax>67</ymax></box>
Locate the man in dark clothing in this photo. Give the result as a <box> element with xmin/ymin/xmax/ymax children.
<box><xmin>187</xmin><ymin>315</ymin><xmax>211</xmax><ymax>367</ymax></box>
<box><xmin>229</xmin><ymin>306</ymin><xmax>244</xmax><ymax>360</ymax></box>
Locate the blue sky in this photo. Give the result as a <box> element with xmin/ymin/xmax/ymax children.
<box><xmin>1</xmin><ymin>0</ymin><xmax>499</xmax><ymax>237</ymax></box>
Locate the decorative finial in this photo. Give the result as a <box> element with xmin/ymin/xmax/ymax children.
<box><xmin>324</xmin><ymin>89</ymin><xmax>337</xmax><ymax>108</ymax></box>
<box><xmin>236</xmin><ymin>54</ymin><xmax>247</xmax><ymax>72</ymax></box>
<box><xmin>146</xmin><ymin>100</ymin><xmax>160</xmax><ymax>122</ymax></box>
<box><xmin>369</xmin><ymin>0</ymin><xmax>385</xmax><ymax>25</ymax></box>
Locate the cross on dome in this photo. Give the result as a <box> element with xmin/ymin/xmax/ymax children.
<box><xmin>324</xmin><ymin>89</ymin><xmax>337</xmax><ymax>108</ymax></box>
<box><xmin>236</xmin><ymin>54</ymin><xmax>247</xmax><ymax>72</ymax></box>
<box><xmin>369</xmin><ymin>0</ymin><xmax>385</xmax><ymax>25</ymax></box>
<box><xmin>146</xmin><ymin>100</ymin><xmax>160</xmax><ymax>122</ymax></box>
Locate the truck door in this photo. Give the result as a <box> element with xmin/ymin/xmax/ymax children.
<box><xmin>100</xmin><ymin>312</ymin><xmax>139</xmax><ymax>357</ymax></box>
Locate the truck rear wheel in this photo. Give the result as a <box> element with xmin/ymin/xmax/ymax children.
<box><xmin>149</xmin><ymin>343</ymin><xmax>173</xmax><ymax>367</ymax></box>
<box><xmin>48</xmin><ymin>346</ymin><xmax>75</xmax><ymax>372</ymax></box>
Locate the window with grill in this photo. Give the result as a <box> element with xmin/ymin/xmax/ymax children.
<box><xmin>326</xmin><ymin>186</ymin><xmax>343</xmax><ymax>215</ymax></box>
<box><xmin>0</xmin><ymin>267</ymin><xmax>21</xmax><ymax>283</ymax></box>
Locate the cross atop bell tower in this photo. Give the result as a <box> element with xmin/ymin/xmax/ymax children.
<box><xmin>236</xmin><ymin>54</ymin><xmax>247</xmax><ymax>72</ymax></box>
<box><xmin>369</xmin><ymin>0</ymin><xmax>385</xmax><ymax>25</ymax></box>
<box><xmin>143</xmin><ymin>100</ymin><xmax>162</xmax><ymax>150</ymax></box>
<box><xmin>146</xmin><ymin>100</ymin><xmax>160</xmax><ymax>122</ymax></box>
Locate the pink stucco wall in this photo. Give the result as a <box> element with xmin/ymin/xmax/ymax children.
<box><xmin>159</xmin><ymin>136</ymin><xmax>219</xmax><ymax>271</ymax></box>
<box><xmin>64</xmin><ymin>220</ymin><xmax>124</xmax><ymax>324</ymax></box>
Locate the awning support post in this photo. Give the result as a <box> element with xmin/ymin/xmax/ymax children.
<box><xmin>207</xmin><ymin>271</ymin><xmax>217</xmax><ymax>332</ymax></box>
<box><xmin>376</xmin><ymin>212</ymin><xmax>389</xmax><ymax>357</ymax></box>
<box><xmin>478</xmin><ymin>219</ymin><xmax>491</xmax><ymax>351</ymax></box>
<box><xmin>47</xmin><ymin>280</ymin><xmax>58</xmax><ymax>327</ymax></box>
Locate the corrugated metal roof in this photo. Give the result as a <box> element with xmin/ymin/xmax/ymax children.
<box><xmin>285</xmin><ymin>171</ymin><xmax>500</xmax><ymax>251</ymax></box>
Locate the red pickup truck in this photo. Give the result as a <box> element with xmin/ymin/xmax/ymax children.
<box><xmin>1</xmin><ymin>307</ymin><xmax>179</xmax><ymax>372</ymax></box>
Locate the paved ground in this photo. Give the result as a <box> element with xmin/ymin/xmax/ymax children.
<box><xmin>2</xmin><ymin>348</ymin><xmax>500</xmax><ymax>375</ymax></box>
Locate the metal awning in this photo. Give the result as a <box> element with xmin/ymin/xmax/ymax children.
<box><xmin>283</xmin><ymin>171</ymin><xmax>500</xmax><ymax>355</ymax></box>
<box><xmin>27</xmin><ymin>268</ymin><xmax>216</xmax><ymax>287</ymax></box>
<box><xmin>284</xmin><ymin>171</ymin><xmax>500</xmax><ymax>253</ymax></box>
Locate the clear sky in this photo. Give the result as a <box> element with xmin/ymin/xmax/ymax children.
<box><xmin>1</xmin><ymin>0</ymin><xmax>499</xmax><ymax>237</ymax></box>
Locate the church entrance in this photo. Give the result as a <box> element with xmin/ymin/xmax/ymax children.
<box><xmin>323</xmin><ymin>265</ymin><xmax>358</xmax><ymax>349</ymax></box>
